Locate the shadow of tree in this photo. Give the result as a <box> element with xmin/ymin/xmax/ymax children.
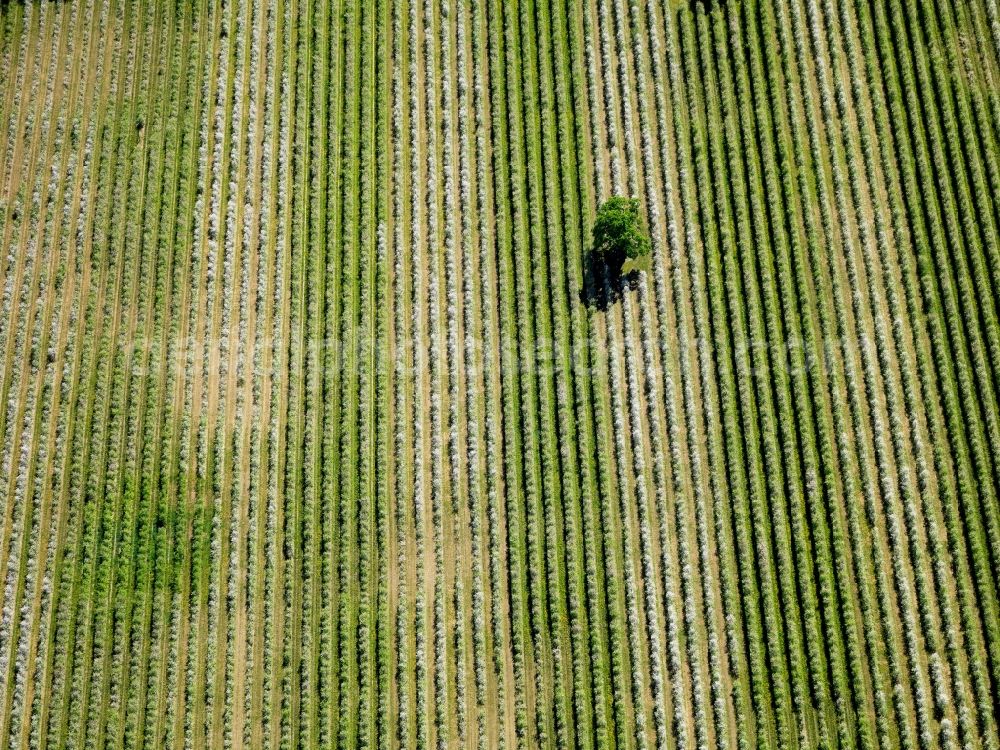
<box><xmin>579</xmin><ymin>248</ymin><xmax>614</xmax><ymax>311</ymax></box>
<box><xmin>579</xmin><ymin>247</ymin><xmax>641</xmax><ymax>312</ymax></box>
<box><xmin>687</xmin><ymin>0</ymin><xmax>728</xmax><ymax>9</ymax></box>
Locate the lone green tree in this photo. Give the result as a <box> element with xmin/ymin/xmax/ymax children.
<box><xmin>592</xmin><ymin>197</ymin><xmax>650</xmax><ymax>276</ymax></box>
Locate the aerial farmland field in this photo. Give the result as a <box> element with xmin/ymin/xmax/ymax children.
<box><xmin>1</xmin><ymin>0</ymin><xmax>999</xmax><ymax>747</ymax></box>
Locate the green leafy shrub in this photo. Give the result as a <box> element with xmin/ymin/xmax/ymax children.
<box><xmin>592</xmin><ymin>197</ymin><xmax>650</xmax><ymax>274</ymax></box>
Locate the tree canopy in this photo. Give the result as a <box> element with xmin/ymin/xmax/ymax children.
<box><xmin>592</xmin><ymin>197</ymin><xmax>650</xmax><ymax>275</ymax></box>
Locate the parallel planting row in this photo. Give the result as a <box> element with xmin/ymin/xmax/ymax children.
<box><xmin>0</xmin><ymin>0</ymin><xmax>998</xmax><ymax>748</ymax></box>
